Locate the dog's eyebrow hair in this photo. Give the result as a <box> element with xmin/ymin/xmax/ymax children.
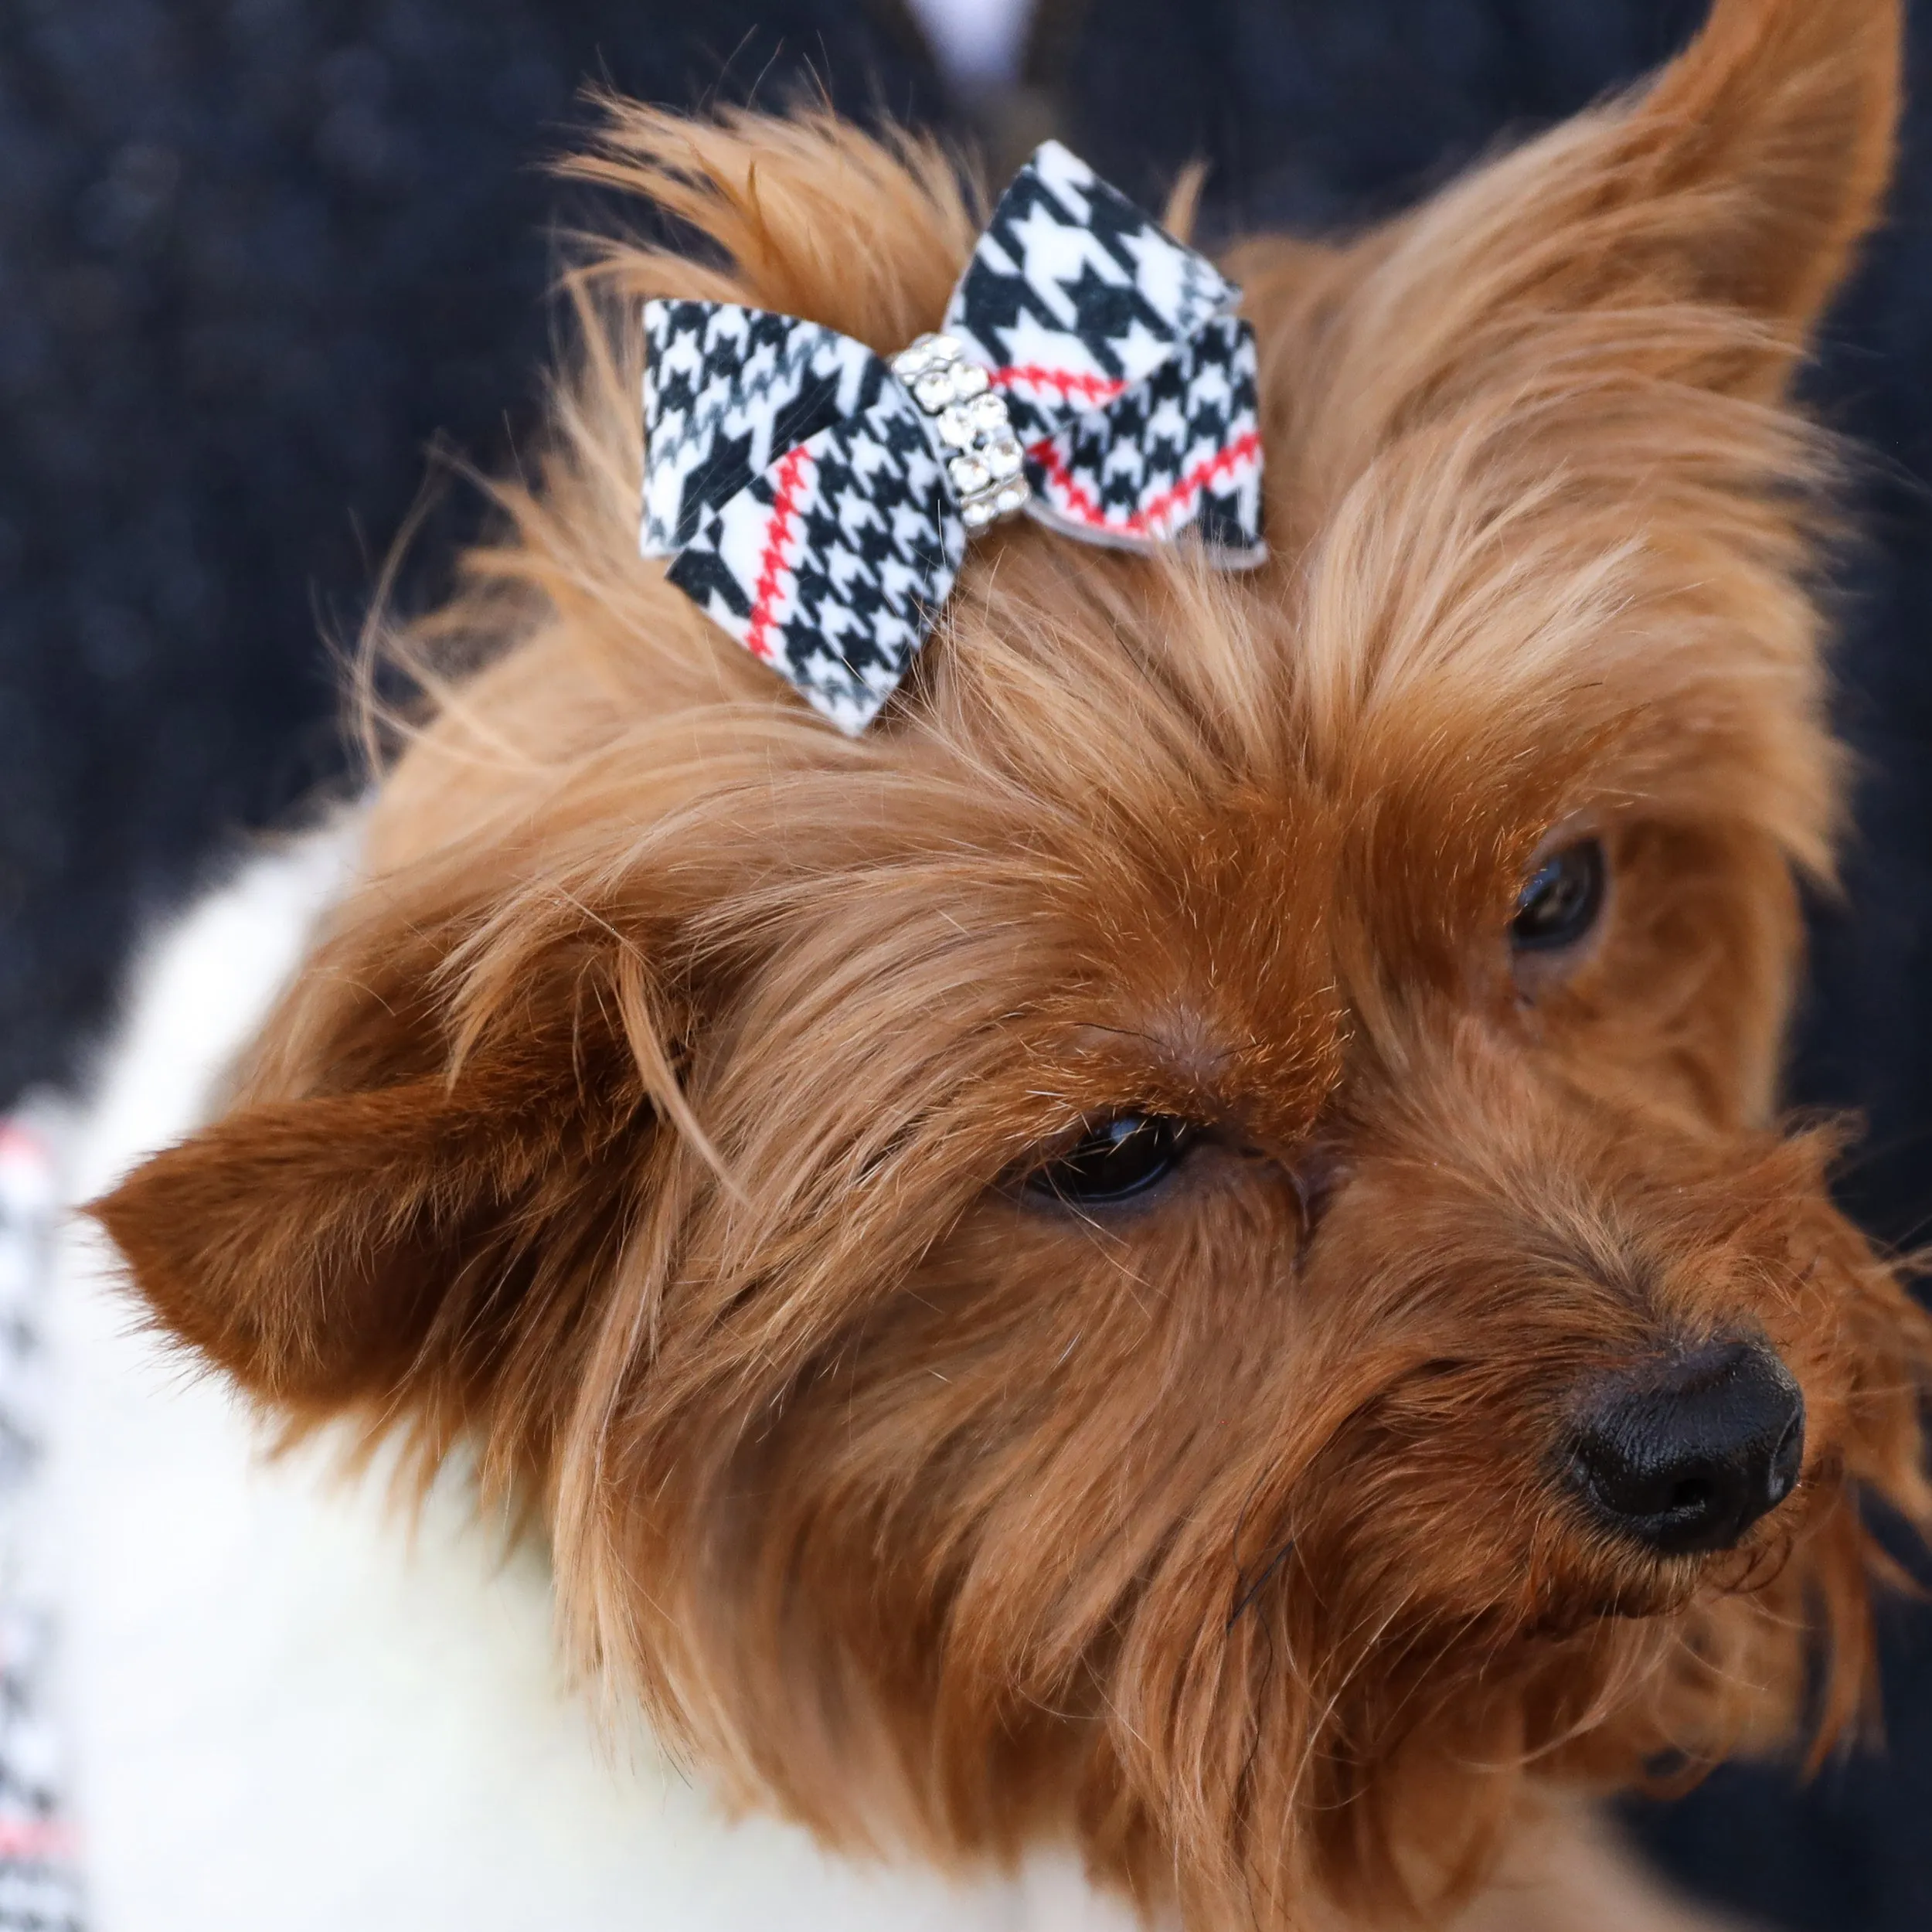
<box><xmin>1073</xmin><ymin>1020</ymin><xmax>1250</xmax><ymax>1097</ymax></box>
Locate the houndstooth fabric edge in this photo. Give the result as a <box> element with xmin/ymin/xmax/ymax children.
<box><xmin>0</xmin><ymin>1124</ymin><xmax>85</xmax><ymax>1932</ymax></box>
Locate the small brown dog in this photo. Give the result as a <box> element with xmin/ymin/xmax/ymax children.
<box><xmin>96</xmin><ymin>0</ymin><xmax>1932</xmax><ymax>1925</ymax></box>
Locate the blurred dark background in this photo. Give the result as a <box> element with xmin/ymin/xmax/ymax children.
<box><xmin>3</xmin><ymin>2</ymin><xmax>1930</xmax><ymax>1925</ymax></box>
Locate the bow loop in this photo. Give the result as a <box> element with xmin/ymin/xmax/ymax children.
<box><xmin>1026</xmin><ymin>315</ymin><xmax>1264</xmax><ymax>560</ymax></box>
<box><xmin>642</xmin><ymin>303</ymin><xmax>892</xmax><ymax>558</ymax></box>
<box><xmin>655</xmin><ymin>340</ymin><xmax>963</xmax><ymax>735</ymax></box>
<box><xmin>942</xmin><ymin>141</ymin><xmax>1242</xmax><ymax>445</ymax></box>
<box><xmin>640</xmin><ymin>144</ymin><xmax>1266</xmax><ymax>733</ymax></box>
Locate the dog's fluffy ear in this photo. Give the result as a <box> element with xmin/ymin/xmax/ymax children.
<box><xmin>1246</xmin><ymin>0</ymin><xmax>1900</xmax><ymax>447</ymax></box>
<box><xmin>89</xmin><ymin>887</ymin><xmax>662</xmax><ymax>1458</ymax></box>
<box><xmin>1632</xmin><ymin>0</ymin><xmax>1900</xmax><ymax>338</ymax></box>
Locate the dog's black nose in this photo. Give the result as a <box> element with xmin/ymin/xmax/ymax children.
<box><xmin>1566</xmin><ymin>1341</ymin><xmax>1804</xmax><ymax>1556</ymax></box>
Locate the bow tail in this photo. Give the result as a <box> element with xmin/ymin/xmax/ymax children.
<box><xmin>1020</xmin><ymin>317</ymin><xmax>1266</xmax><ymax>567</ymax></box>
<box><xmin>667</xmin><ymin>416</ymin><xmax>966</xmax><ymax>735</ymax></box>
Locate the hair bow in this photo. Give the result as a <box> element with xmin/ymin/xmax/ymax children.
<box><xmin>640</xmin><ymin>141</ymin><xmax>1265</xmax><ymax>733</ymax></box>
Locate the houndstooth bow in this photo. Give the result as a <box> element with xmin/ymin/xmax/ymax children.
<box><xmin>640</xmin><ymin>141</ymin><xmax>1266</xmax><ymax>733</ymax></box>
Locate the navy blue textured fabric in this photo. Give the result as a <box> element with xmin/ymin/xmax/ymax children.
<box><xmin>0</xmin><ymin>0</ymin><xmax>943</xmax><ymax>1103</ymax></box>
<box><xmin>1045</xmin><ymin>0</ymin><xmax>1704</xmax><ymax>231</ymax></box>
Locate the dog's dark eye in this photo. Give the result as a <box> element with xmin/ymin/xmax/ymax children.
<box><xmin>1026</xmin><ymin>1115</ymin><xmax>1196</xmax><ymax>1206</ymax></box>
<box><xmin>1512</xmin><ymin>838</ymin><xmax>1606</xmax><ymax>952</ymax></box>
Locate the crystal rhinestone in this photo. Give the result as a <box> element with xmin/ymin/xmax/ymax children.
<box><xmin>952</xmin><ymin>362</ymin><xmax>990</xmax><ymax>399</ymax></box>
<box><xmin>985</xmin><ymin>437</ymin><xmax>1024</xmax><ymax>480</ymax></box>
<box><xmin>937</xmin><ymin>404</ymin><xmax>978</xmax><ymax>448</ymax></box>
<box><xmin>914</xmin><ymin>371</ymin><xmax>957</xmax><ymax>412</ymax></box>
<box><xmin>925</xmin><ymin>333</ymin><xmax>962</xmax><ymax>363</ymax></box>
<box><xmin>893</xmin><ymin>335</ymin><xmax>937</xmax><ymax>372</ymax></box>
<box><xmin>949</xmin><ymin>454</ymin><xmax>992</xmax><ymax>496</ymax></box>
<box><xmin>970</xmin><ymin>392</ymin><xmax>1006</xmax><ymax>431</ymax></box>
<box><xmin>995</xmin><ymin>483</ymin><xmax>1029</xmax><ymax>515</ymax></box>
<box><xmin>961</xmin><ymin>498</ymin><xmax>997</xmax><ymax>530</ymax></box>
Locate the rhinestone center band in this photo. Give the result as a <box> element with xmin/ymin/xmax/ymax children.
<box><xmin>891</xmin><ymin>333</ymin><xmax>1030</xmax><ymax>531</ymax></box>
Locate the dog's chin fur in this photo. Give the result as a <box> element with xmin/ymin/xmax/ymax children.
<box><xmin>92</xmin><ymin>2</ymin><xmax>1932</xmax><ymax>1925</ymax></box>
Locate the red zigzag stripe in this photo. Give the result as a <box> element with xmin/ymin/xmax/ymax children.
<box><xmin>989</xmin><ymin>366</ymin><xmax>1127</xmax><ymax>406</ymax></box>
<box><xmin>743</xmin><ymin>444</ymin><xmax>814</xmax><ymax>662</ymax></box>
<box><xmin>1029</xmin><ymin>430</ymin><xmax>1262</xmax><ymax>539</ymax></box>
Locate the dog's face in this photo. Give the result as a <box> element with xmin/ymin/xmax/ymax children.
<box><xmin>99</xmin><ymin>0</ymin><xmax>1931</xmax><ymax>1924</ymax></box>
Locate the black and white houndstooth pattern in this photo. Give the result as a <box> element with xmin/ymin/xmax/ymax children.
<box><xmin>0</xmin><ymin>1127</ymin><xmax>85</xmax><ymax>1932</ymax></box>
<box><xmin>645</xmin><ymin>301</ymin><xmax>964</xmax><ymax>732</ymax></box>
<box><xmin>943</xmin><ymin>140</ymin><xmax>1236</xmax><ymax>439</ymax></box>
<box><xmin>1026</xmin><ymin>316</ymin><xmax>1263</xmax><ymax>559</ymax></box>
<box><xmin>945</xmin><ymin>142</ymin><xmax>1262</xmax><ymax>565</ymax></box>
<box><xmin>641</xmin><ymin>302</ymin><xmax>890</xmax><ymax>558</ymax></box>
<box><xmin>639</xmin><ymin>144</ymin><xmax>1265</xmax><ymax>731</ymax></box>
<box><xmin>665</xmin><ymin>399</ymin><xmax>964</xmax><ymax>735</ymax></box>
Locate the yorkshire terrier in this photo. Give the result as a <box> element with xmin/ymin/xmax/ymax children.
<box><xmin>86</xmin><ymin>0</ymin><xmax>1932</xmax><ymax>1926</ymax></box>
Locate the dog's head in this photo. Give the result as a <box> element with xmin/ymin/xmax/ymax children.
<box><xmin>98</xmin><ymin>0</ymin><xmax>1932</xmax><ymax>1922</ymax></box>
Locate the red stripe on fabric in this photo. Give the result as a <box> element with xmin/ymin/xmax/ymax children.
<box><xmin>742</xmin><ymin>445</ymin><xmax>813</xmax><ymax>662</ymax></box>
<box><xmin>1029</xmin><ymin>430</ymin><xmax>1263</xmax><ymax>539</ymax></box>
<box><xmin>988</xmin><ymin>366</ymin><xmax>1128</xmax><ymax>406</ymax></box>
<box><xmin>0</xmin><ymin>1817</ymin><xmax>79</xmax><ymax>1862</ymax></box>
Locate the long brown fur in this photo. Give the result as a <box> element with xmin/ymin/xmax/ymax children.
<box><xmin>94</xmin><ymin>1</ymin><xmax>1932</xmax><ymax>1925</ymax></box>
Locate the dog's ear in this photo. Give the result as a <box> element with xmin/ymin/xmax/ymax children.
<box><xmin>1244</xmin><ymin>0</ymin><xmax>1900</xmax><ymax>447</ymax></box>
<box><xmin>89</xmin><ymin>883</ymin><xmax>668</xmax><ymax>1454</ymax></box>
<box><xmin>1610</xmin><ymin>0</ymin><xmax>1901</xmax><ymax>341</ymax></box>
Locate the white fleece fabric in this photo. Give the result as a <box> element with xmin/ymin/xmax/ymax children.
<box><xmin>44</xmin><ymin>826</ymin><xmax>1145</xmax><ymax>1932</ymax></box>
